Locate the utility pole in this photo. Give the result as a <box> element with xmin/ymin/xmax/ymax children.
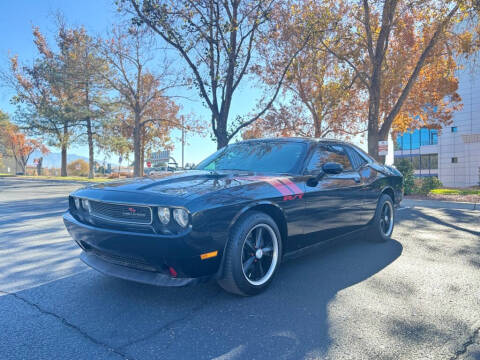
<box><xmin>118</xmin><ymin>156</ymin><xmax>122</xmax><ymax>178</ymax></box>
<box><xmin>181</xmin><ymin>115</ymin><xmax>185</xmax><ymax>169</ymax></box>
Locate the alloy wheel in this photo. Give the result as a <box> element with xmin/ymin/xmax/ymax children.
<box><xmin>379</xmin><ymin>201</ymin><xmax>394</xmax><ymax>237</ymax></box>
<box><xmin>241</xmin><ymin>224</ymin><xmax>279</xmax><ymax>286</ymax></box>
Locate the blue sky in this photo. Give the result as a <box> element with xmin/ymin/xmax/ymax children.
<box><xmin>0</xmin><ymin>0</ymin><xmax>221</xmax><ymax>165</ymax></box>
<box><xmin>0</xmin><ymin>1</ymin><xmax>369</xmax><ymax>167</ymax></box>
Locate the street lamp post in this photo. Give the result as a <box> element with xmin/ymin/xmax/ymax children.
<box><xmin>181</xmin><ymin>116</ymin><xmax>185</xmax><ymax>169</ymax></box>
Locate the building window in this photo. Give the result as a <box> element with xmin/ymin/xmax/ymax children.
<box><xmin>395</xmin><ymin>128</ymin><xmax>439</xmax><ymax>150</ymax></box>
<box><xmin>430</xmin><ymin>154</ymin><xmax>438</xmax><ymax>169</ymax></box>
<box><xmin>451</xmin><ymin>157</ymin><xmax>458</xmax><ymax>163</ymax></box>
<box><xmin>451</xmin><ymin>127</ymin><xmax>458</xmax><ymax>133</ymax></box>
<box><xmin>394</xmin><ymin>154</ymin><xmax>438</xmax><ymax>171</ymax></box>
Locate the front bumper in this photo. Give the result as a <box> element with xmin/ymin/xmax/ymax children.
<box><xmin>80</xmin><ymin>252</ymin><xmax>207</xmax><ymax>286</ymax></box>
<box><xmin>63</xmin><ymin>211</ymin><xmax>221</xmax><ymax>284</ymax></box>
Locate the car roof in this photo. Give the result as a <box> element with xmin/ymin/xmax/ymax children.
<box><xmin>237</xmin><ymin>137</ymin><xmax>375</xmax><ymax>163</ymax></box>
<box><xmin>237</xmin><ymin>136</ymin><xmax>352</xmax><ymax>146</ymax></box>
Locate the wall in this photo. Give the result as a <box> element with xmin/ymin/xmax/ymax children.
<box><xmin>438</xmin><ymin>72</ymin><xmax>480</xmax><ymax>187</ymax></box>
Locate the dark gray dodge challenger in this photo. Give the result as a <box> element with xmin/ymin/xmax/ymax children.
<box><xmin>64</xmin><ymin>137</ymin><xmax>403</xmax><ymax>296</ymax></box>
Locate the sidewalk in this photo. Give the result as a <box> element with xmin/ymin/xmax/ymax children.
<box><xmin>401</xmin><ymin>198</ymin><xmax>479</xmax><ymax>211</ymax></box>
<box><xmin>0</xmin><ymin>176</ymin><xmax>107</xmax><ymax>185</ymax></box>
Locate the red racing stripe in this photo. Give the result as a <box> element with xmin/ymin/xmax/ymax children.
<box><xmin>236</xmin><ymin>175</ymin><xmax>298</xmax><ymax>197</ymax></box>
<box><xmin>279</xmin><ymin>178</ymin><xmax>303</xmax><ymax>195</ymax></box>
<box><xmin>264</xmin><ymin>179</ymin><xmax>293</xmax><ymax>196</ymax></box>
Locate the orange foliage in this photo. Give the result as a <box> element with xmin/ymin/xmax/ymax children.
<box><xmin>379</xmin><ymin>9</ymin><xmax>462</xmax><ymax>135</ymax></box>
<box><xmin>246</xmin><ymin>0</ymin><xmax>366</xmax><ymax>140</ymax></box>
<box><xmin>1</xmin><ymin>121</ymin><xmax>49</xmax><ymax>172</ymax></box>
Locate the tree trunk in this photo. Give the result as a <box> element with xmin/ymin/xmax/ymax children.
<box><xmin>133</xmin><ymin>112</ymin><xmax>142</xmax><ymax>177</ymax></box>
<box><xmin>61</xmin><ymin>125</ymin><xmax>68</xmax><ymax>176</ymax></box>
<box><xmin>314</xmin><ymin>116</ymin><xmax>322</xmax><ymax>138</ymax></box>
<box><xmin>216</xmin><ymin>133</ymin><xmax>229</xmax><ymax>150</ymax></box>
<box><xmin>368</xmin><ymin>128</ymin><xmax>379</xmax><ymax>160</ymax></box>
<box><xmin>140</xmin><ymin>128</ymin><xmax>145</xmax><ymax>176</ymax></box>
<box><xmin>86</xmin><ymin>117</ymin><xmax>95</xmax><ymax>179</ymax></box>
<box><xmin>37</xmin><ymin>157</ymin><xmax>43</xmax><ymax>176</ymax></box>
<box><xmin>367</xmin><ymin>73</ymin><xmax>382</xmax><ymax>160</ymax></box>
<box><xmin>216</xmin><ymin>114</ymin><xmax>229</xmax><ymax>150</ymax></box>
<box><xmin>368</xmin><ymin>127</ymin><xmax>389</xmax><ymax>164</ymax></box>
<box><xmin>20</xmin><ymin>158</ymin><xmax>26</xmax><ymax>174</ymax></box>
<box><xmin>61</xmin><ymin>145</ymin><xmax>67</xmax><ymax>177</ymax></box>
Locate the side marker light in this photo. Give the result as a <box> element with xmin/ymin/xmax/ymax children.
<box><xmin>200</xmin><ymin>251</ymin><xmax>218</xmax><ymax>260</ymax></box>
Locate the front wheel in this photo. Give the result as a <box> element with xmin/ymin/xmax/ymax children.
<box><xmin>367</xmin><ymin>194</ymin><xmax>395</xmax><ymax>242</ymax></box>
<box><xmin>218</xmin><ymin>211</ymin><xmax>282</xmax><ymax>296</ymax></box>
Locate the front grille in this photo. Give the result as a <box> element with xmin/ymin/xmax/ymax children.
<box><xmin>89</xmin><ymin>200</ymin><xmax>152</xmax><ymax>224</ymax></box>
<box><xmin>89</xmin><ymin>249</ymin><xmax>158</xmax><ymax>272</ymax></box>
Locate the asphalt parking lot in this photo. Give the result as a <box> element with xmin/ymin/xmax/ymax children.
<box><xmin>0</xmin><ymin>178</ymin><xmax>479</xmax><ymax>360</ymax></box>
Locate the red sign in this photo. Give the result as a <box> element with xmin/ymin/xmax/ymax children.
<box><xmin>378</xmin><ymin>141</ymin><xmax>388</xmax><ymax>156</ymax></box>
<box><xmin>147</xmin><ymin>161</ymin><xmax>152</xmax><ymax>168</ymax></box>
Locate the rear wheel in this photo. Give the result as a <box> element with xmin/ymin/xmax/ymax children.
<box><xmin>367</xmin><ymin>194</ymin><xmax>394</xmax><ymax>242</ymax></box>
<box><xmin>218</xmin><ymin>211</ymin><xmax>282</xmax><ymax>296</ymax></box>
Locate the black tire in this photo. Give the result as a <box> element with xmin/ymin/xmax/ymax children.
<box><xmin>218</xmin><ymin>211</ymin><xmax>282</xmax><ymax>296</ymax></box>
<box><xmin>367</xmin><ymin>194</ymin><xmax>395</xmax><ymax>242</ymax></box>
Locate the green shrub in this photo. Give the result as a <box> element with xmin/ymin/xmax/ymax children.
<box><xmin>430</xmin><ymin>188</ymin><xmax>480</xmax><ymax>195</ymax></box>
<box><xmin>396</xmin><ymin>159</ymin><xmax>416</xmax><ymax>195</ymax></box>
<box><xmin>419</xmin><ymin>176</ymin><xmax>442</xmax><ymax>195</ymax></box>
<box><xmin>67</xmin><ymin>159</ymin><xmax>89</xmax><ymax>177</ymax></box>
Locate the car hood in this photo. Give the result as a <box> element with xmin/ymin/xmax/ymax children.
<box><xmin>83</xmin><ymin>170</ymin><xmax>275</xmax><ymax>200</ymax></box>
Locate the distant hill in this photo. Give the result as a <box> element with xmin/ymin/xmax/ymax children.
<box><xmin>27</xmin><ymin>150</ymin><xmax>90</xmax><ymax>168</ymax></box>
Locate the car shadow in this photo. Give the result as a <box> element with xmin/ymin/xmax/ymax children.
<box><xmin>395</xmin><ymin>207</ymin><xmax>480</xmax><ymax>269</ymax></box>
<box><xmin>0</xmin><ymin>196</ymin><xmax>69</xmax><ymax>226</ymax></box>
<box><xmin>1</xmin><ymin>236</ymin><xmax>402</xmax><ymax>360</ymax></box>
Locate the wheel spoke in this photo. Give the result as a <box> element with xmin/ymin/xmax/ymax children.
<box><xmin>262</xmin><ymin>246</ymin><xmax>273</xmax><ymax>255</ymax></box>
<box><xmin>244</xmin><ymin>237</ymin><xmax>255</xmax><ymax>251</ymax></box>
<box><xmin>243</xmin><ymin>256</ymin><xmax>255</xmax><ymax>273</ymax></box>
<box><xmin>257</xmin><ymin>259</ymin><xmax>265</xmax><ymax>277</ymax></box>
<box><xmin>255</xmin><ymin>227</ymin><xmax>263</xmax><ymax>248</ymax></box>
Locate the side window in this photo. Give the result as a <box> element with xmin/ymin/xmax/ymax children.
<box><xmin>305</xmin><ymin>146</ymin><xmax>330</xmax><ymax>174</ymax></box>
<box><xmin>305</xmin><ymin>144</ymin><xmax>353</xmax><ymax>174</ymax></box>
<box><xmin>325</xmin><ymin>145</ymin><xmax>353</xmax><ymax>171</ymax></box>
<box><xmin>345</xmin><ymin>146</ymin><xmax>368</xmax><ymax>170</ymax></box>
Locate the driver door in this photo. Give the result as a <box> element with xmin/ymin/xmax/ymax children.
<box><xmin>300</xmin><ymin>144</ymin><xmax>365</xmax><ymax>247</ymax></box>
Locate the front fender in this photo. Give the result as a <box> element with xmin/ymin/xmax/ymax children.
<box><xmin>228</xmin><ymin>200</ymin><xmax>286</xmax><ymax>233</ymax></box>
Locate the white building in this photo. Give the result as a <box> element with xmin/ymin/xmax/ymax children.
<box><xmin>394</xmin><ymin>71</ymin><xmax>480</xmax><ymax>188</ymax></box>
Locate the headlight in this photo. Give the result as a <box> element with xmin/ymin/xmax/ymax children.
<box><xmin>73</xmin><ymin>197</ymin><xmax>80</xmax><ymax>209</ymax></box>
<box><xmin>82</xmin><ymin>199</ymin><xmax>91</xmax><ymax>213</ymax></box>
<box><xmin>173</xmin><ymin>208</ymin><xmax>189</xmax><ymax>228</ymax></box>
<box><xmin>157</xmin><ymin>207</ymin><xmax>170</xmax><ymax>225</ymax></box>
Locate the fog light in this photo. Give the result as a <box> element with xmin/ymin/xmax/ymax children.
<box><xmin>173</xmin><ymin>208</ymin><xmax>189</xmax><ymax>228</ymax></box>
<box><xmin>82</xmin><ymin>199</ymin><xmax>91</xmax><ymax>213</ymax></box>
<box><xmin>168</xmin><ymin>266</ymin><xmax>178</xmax><ymax>278</ymax></box>
<box><xmin>157</xmin><ymin>207</ymin><xmax>170</xmax><ymax>225</ymax></box>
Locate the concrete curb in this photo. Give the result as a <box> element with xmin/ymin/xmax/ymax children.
<box><xmin>0</xmin><ymin>176</ymin><xmax>93</xmax><ymax>185</ymax></box>
<box><xmin>401</xmin><ymin>198</ymin><xmax>478</xmax><ymax>211</ymax></box>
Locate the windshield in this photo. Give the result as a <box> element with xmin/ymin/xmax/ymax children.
<box><xmin>196</xmin><ymin>141</ymin><xmax>307</xmax><ymax>174</ymax></box>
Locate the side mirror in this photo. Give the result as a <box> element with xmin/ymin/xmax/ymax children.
<box><xmin>322</xmin><ymin>162</ymin><xmax>343</xmax><ymax>174</ymax></box>
<box><xmin>306</xmin><ymin>162</ymin><xmax>344</xmax><ymax>187</ymax></box>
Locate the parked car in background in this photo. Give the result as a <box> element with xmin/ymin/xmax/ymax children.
<box><xmin>63</xmin><ymin>138</ymin><xmax>403</xmax><ymax>296</ymax></box>
<box><xmin>146</xmin><ymin>164</ymin><xmax>177</xmax><ymax>176</ymax></box>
